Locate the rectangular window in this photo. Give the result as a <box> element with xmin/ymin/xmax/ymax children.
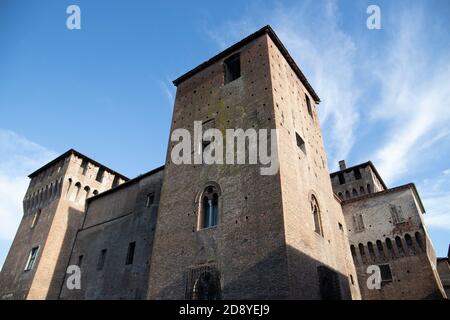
<box><xmin>146</xmin><ymin>193</ymin><xmax>155</xmax><ymax>207</ymax></box>
<box><xmin>97</xmin><ymin>249</ymin><xmax>107</xmax><ymax>271</ymax></box>
<box><xmin>77</xmin><ymin>255</ymin><xmax>84</xmax><ymax>267</ymax></box>
<box><xmin>224</xmin><ymin>53</ymin><xmax>241</xmax><ymax>84</ymax></box>
<box><xmin>353</xmin><ymin>214</ymin><xmax>365</xmax><ymax>232</ymax></box>
<box><xmin>295</xmin><ymin>132</ymin><xmax>306</xmax><ymax>154</ymax></box>
<box><xmin>390</xmin><ymin>205</ymin><xmax>405</xmax><ymax>224</ymax></box>
<box><xmin>25</xmin><ymin>247</ymin><xmax>39</xmax><ymax>271</ymax></box>
<box><xmin>96</xmin><ymin>168</ymin><xmax>105</xmax><ymax>182</ymax></box>
<box><xmin>80</xmin><ymin>159</ymin><xmax>88</xmax><ymax>175</ymax></box>
<box><xmin>354</xmin><ymin>167</ymin><xmax>362</xmax><ymax>180</ymax></box>
<box><xmin>305</xmin><ymin>94</ymin><xmax>313</xmax><ymax>117</ymax></box>
<box><xmin>125</xmin><ymin>242</ymin><xmax>136</xmax><ymax>265</ymax></box>
<box><xmin>338</xmin><ymin>173</ymin><xmax>345</xmax><ymax>185</ymax></box>
<box><xmin>379</xmin><ymin>264</ymin><xmax>393</xmax><ymax>283</ymax></box>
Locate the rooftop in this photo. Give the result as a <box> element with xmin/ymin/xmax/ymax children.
<box><xmin>28</xmin><ymin>149</ymin><xmax>129</xmax><ymax>181</ymax></box>
<box><xmin>172</xmin><ymin>25</ymin><xmax>321</xmax><ymax>103</ymax></box>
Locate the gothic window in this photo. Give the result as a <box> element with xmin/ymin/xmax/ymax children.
<box><xmin>311</xmin><ymin>195</ymin><xmax>323</xmax><ymax>236</ymax></box>
<box><xmin>352</xmin><ymin>189</ymin><xmax>358</xmax><ymax>197</ymax></box>
<box><xmin>186</xmin><ymin>265</ymin><xmax>221</xmax><ymax>300</ymax></box>
<box><xmin>200</xmin><ymin>186</ymin><xmax>219</xmax><ymax>229</ymax></box>
<box><xmin>224</xmin><ymin>53</ymin><xmax>240</xmax><ymax>84</ymax></box>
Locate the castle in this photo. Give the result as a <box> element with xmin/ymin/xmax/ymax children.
<box><xmin>0</xmin><ymin>26</ymin><xmax>447</xmax><ymax>300</ymax></box>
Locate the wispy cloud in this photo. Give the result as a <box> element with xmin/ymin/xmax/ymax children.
<box><xmin>0</xmin><ymin>129</ymin><xmax>57</xmax><ymax>240</ymax></box>
<box><xmin>420</xmin><ymin>169</ymin><xmax>450</xmax><ymax>231</ymax></box>
<box><xmin>205</xmin><ymin>1</ymin><xmax>361</xmax><ymax>168</ymax></box>
<box><xmin>369</xmin><ymin>7</ymin><xmax>450</xmax><ymax>184</ymax></box>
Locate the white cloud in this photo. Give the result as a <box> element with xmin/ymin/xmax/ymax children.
<box><xmin>420</xmin><ymin>170</ymin><xmax>450</xmax><ymax>231</ymax></box>
<box><xmin>0</xmin><ymin>129</ymin><xmax>57</xmax><ymax>240</ymax></box>
<box><xmin>206</xmin><ymin>1</ymin><xmax>361</xmax><ymax>168</ymax></box>
<box><xmin>370</xmin><ymin>8</ymin><xmax>450</xmax><ymax>184</ymax></box>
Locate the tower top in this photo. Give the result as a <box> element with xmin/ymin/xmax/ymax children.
<box><xmin>27</xmin><ymin>148</ymin><xmax>129</xmax><ymax>181</ymax></box>
<box><xmin>172</xmin><ymin>25</ymin><xmax>321</xmax><ymax>103</ymax></box>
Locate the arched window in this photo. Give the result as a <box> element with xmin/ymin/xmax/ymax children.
<box><xmin>405</xmin><ymin>233</ymin><xmax>415</xmax><ymax>254</ymax></box>
<box><xmin>73</xmin><ymin>182</ymin><xmax>82</xmax><ymax>202</ymax></box>
<box><xmin>376</xmin><ymin>240</ymin><xmax>385</xmax><ymax>258</ymax></box>
<box><xmin>345</xmin><ymin>190</ymin><xmax>350</xmax><ymax>199</ymax></box>
<box><xmin>386</xmin><ymin>238</ymin><xmax>395</xmax><ymax>258</ymax></box>
<box><xmin>83</xmin><ymin>186</ymin><xmax>91</xmax><ymax>201</ymax></box>
<box><xmin>200</xmin><ymin>186</ymin><xmax>219</xmax><ymax>229</ymax></box>
<box><xmin>350</xmin><ymin>245</ymin><xmax>356</xmax><ymax>258</ymax></box>
<box><xmin>367</xmin><ymin>242</ymin><xmax>376</xmax><ymax>260</ymax></box>
<box><xmin>93</xmin><ymin>190</ymin><xmax>99</xmax><ymax>196</ymax></box>
<box><xmin>360</xmin><ymin>186</ymin><xmax>365</xmax><ymax>195</ymax></box>
<box><xmin>338</xmin><ymin>192</ymin><xmax>343</xmax><ymax>200</ymax></box>
<box><xmin>311</xmin><ymin>195</ymin><xmax>323</xmax><ymax>236</ymax></box>
<box><xmin>395</xmin><ymin>236</ymin><xmax>405</xmax><ymax>255</ymax></box>
<box><xmin>192</xmin><ymin>272</ymin><xmax>220</xmax><ymax>300</ymax></box>
<box><xmin>358</xmin><ymin>243</ymin><xmax>366</xmax><ymax>261</ymax></box>
<box><xmin>367</xmin><ymin>184</ymin><xmax>371</xmax><ymax>194</ymax></box>
<box><xmin>352</xmin><ymin>189</ymin><xmax>358</xmax><ymax>197</ymax></box>
<box><xmin>415</xmin><ymin>232</ymin><xmax>424</xmax><ymax>251</ymax></box>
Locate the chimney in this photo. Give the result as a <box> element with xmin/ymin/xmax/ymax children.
<box><xmin>338</xmin><ymin>160</ymin><xmax>346</xmax><ymax>171</ymax></box>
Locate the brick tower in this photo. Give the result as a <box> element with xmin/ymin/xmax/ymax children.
<box><xmin>148</xmin><ymin>26</ymin><xmax>360</xmax><ymax>299</ymax></box>
<box><xmin>0</xmin><ymin>149</ymin><xmax>127</xmax><ymax>299</ymax></box>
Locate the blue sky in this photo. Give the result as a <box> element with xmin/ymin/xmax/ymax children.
<box><xmin>0</xmin><ymin>0</ymin><xmax>449</xmax><ymax>269</ymax></box>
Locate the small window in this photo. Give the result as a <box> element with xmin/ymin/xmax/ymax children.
<box><xmin>80</xmin><ymin>159</ymin><xmax>88</xmax><ymax>175</ymax></box>
<box><xmin>200</xmin><ymin>186</ymin><xmax>219</xmax><ymax>229</ymax></box>
<box><xmin>224</xmin><ymin>53</ymin><xmax>241</xmax><ymax>84</ymax></box>
<box><xmin>354</xmin><ymin>167</ymin><xmax>362</xmax><ymax>179</ymax></box>
<box><xmin>338</xmin><ymin>173</ymin><xmax>345</xmax><ymax>185</ymax></box>
<box><xmin>31</xmin><ymin>209</ymin><xmax>41</xmax><ymax>229</ymax></box>
<box><xmin>295</xmin><ymin>132</ymin><xmax>306</xmax><ymax>154</ymax></box>
<box><xmin>25</xmin><ymin>247</ymin><xmax>39</xmax><ymax>271</ymax></box>
<box><xmin>146</xmin><ymin>193</ymin><xmax>155</xmax><ymax>207</ymax></box>
<box><xmin>338</xmin><ymin>222</ymin><xmax>343</xmax><ymax>231</ymax></box>
<box><xmin>97</xmin><ymin>249</ymin><xmax>107</xmax><ymax>271</ymax></box>
<box><xmin>311</xmin><ymin>195</ymin><xmax>323</xmax><ymax>236</ymax></box>
<box><xmin>126</xmin><ymin>242</ymin><xmax>136</xmax><ymax>265</ymax></box>
<box><xmin>305</xmin><ymin>94</ymin><xmax>313</xmax><ymax>117</ymax></box>
<box><xmin>77</xmin><ymin>255</ymin><xmax>84</xmax><ymax>267</ymax></box>
<box><xmin>379</xmin><ymin>264</ymin><xmax>393</xmax><ymax>283</ymax></box>
<box><xmin>96</xmin><ymin>168</ymin><xmax>105</xmax><ymax>182</ymax></box>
